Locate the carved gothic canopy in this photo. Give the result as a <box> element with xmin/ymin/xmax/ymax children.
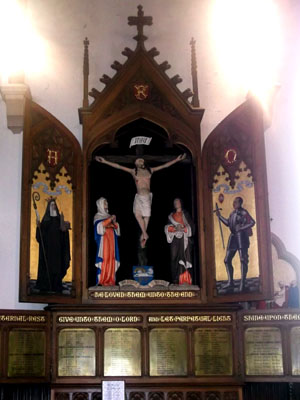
<box><xmin>203</xmin><ymin>98</ymin><xmax>273</xmax><ymax>302</ymax></box>
<box><xmin>19</xmin><ymin>6</ymin><xmax>272</xmax><ymax>305</ymax></box>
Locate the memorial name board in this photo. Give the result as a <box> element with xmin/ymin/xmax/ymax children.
<box><xmin>104</xmin><ymin>328</ymin><xmax>141</xmax><ymax>376</ymax></box>
<box><xmin>149</xmin><ymin>328</ymin><xmax>187</xmax><ymax>376</ymax></box>
<box><xmin>58</xmin><ymin>328</ymin><xmax>96</xmax><ymax>376</ymax></box>
<box><xmin>194</xmin><ymin>328</ymin><xmax>233</xmax><ymax>375</ymax></box>
<box><xmin>245</xmin><ymin>327</ymin><xmax>283</xmax><ymax>376</ymax></box>
<box><xmin>8</xmin><ymin>329</ymin><xmax>45</xmax><ymax>377</ymax></box>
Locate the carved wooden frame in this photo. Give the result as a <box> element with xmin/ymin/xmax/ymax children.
<box><xmin>202</xmin><ymin>98</ymin><xmax>273</xmax><ymax>303</ymax></box>
<box><xmin>50</xmin><ymin>308</ymin><xmax>240</xmax><ymax>385</ymax></box>
<box><xmin>19</xmin><ymin>99</ymin><xmax>82</xmax><ymax>303</ymax></box>
<box><xmin>239</xmin><ymin>309</ymin><xmax>300</xmax><ymax>383</ymax></box>
<box><xmin>0</xmin><ymin>309</ymin><xmax>51</xmax><ymax>383</ymax></box>
<box><xmin>79</xmin><ymin>13</ymin><xmax>205</xmax><ymax>304</ymax></box>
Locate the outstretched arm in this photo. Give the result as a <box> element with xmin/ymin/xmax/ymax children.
<box><xmin>95</xmin><ymin>156</ymin><xmax>133</xmax><ymax>174</ymax></box>
<box><xmin>151</xmin><ymin>153</ymin><xmax>186</xmax><ymax>173</ymax></box>
<box><xmin>219</xmin><ymin>215</ymin><xmax>229</xmax><ymax>227</ymax></box>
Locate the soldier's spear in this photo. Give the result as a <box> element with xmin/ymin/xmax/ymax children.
<box><xmin>213</xmin><ymin>202</ymin><xmax>225</xmax><ymax>250</ymax></box>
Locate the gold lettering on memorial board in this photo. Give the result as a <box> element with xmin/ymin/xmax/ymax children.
<box><xmin>58</xmin><ymin>328</ymin><xmax>96</xmax><ymax>377</ymax></box>
<box><xmin>104</xmin><ymin>328</ymin><xmax>141</xmax><ymax>376</ymax></box>
<box><xmin>245</xmin><ymin>327</ymin><xmax>284</xmax><ymax>376</ymax></box>
<box><xmin>243</xmin><ymin>313</ymin><xmax>300</xmax><ymax>322</ymax></box>
<box><xmin>291</xmin><ymin>326</ymin><xmax>300</xmax><ymax>375</ymax></box>
<box><xmin>194</xmin><ymin>328</ymin><xmax>233</xmax><ymax>375</ymax></box>
<box><xmin>57</xmin><ymin>315</ymin><xmax>142</xmax><ymax>324</ymax></box>
<box><xmin>90</xmin><ymin>291</ymin><xmax>198</xmax><ymax>299</ymax></box>
<box><xmin>149</xmin><ymin>328</ymin><xmax>187</xmax><ymax>376</ymax></box>
<box><xmin>0</xmin><ymin>314</ymin><xmax>46</xmax><ymax>323</ymax></box>
<box><xmin>8</xmin><ymin>329</ymin><xmax>45</xmax><ymax>377</ymax></box>
<box><xmin>148</xmin><ymin>315</ymin><xmax>232</xmax><ymax>323</ymax></box>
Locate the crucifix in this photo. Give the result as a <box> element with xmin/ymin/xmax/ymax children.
<box><xmin>128</xmin><ymin>5</ymin><xmax>153</xmax><ymax>45</ymax></box>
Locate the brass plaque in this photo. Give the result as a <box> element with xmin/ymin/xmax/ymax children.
<box><xmin>104</xmin><ymin>328</ymin><xmax>141</xmax><ymax>376</ymax></box>
<box><xmin>194</xmin><ymin>328</ymin><xmax>233</xmax><ymax>375</ymax></box>
<box><xmin>58</xmin><ymin>328</ymin><xmax>96</xmax><ymax>376</ymax></box>
<box><xmin>149</xmin><ymin>328</ymin><xmax>187</xmax><ymax>376</ymax></box>
<box><xmin>8</xmin><ymin>329</ymin><xmax>45</xmax><ymax>377</ymax></box>
<box><xmin>245</xmin><ymin>327</ymin><xmax>283</xmax><ymax>375</ymax></box>
<box><xmin>291</xmin><ymin>326</ymin><xmax>300</xmax><ymax>375</ymax></box>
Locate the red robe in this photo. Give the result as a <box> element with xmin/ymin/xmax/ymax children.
<box><xmin>95</xmin><ymin>218</ymin><xmax>120</xmax><ymax>286</ymax></box>
<box><xmin>167</xmin><ymin>211</ymin><xmax>192</xmax><ymax>285</ymax></box>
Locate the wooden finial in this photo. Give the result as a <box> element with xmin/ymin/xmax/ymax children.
<box><xmin>190</xmin><ymin>37</ymin><xmax>200</xmax><ymax>107</ymax></box>
<box><xmin>83</xmin><ymin>37</ymin><xmax>90</xmax><ymax>108</ymax></box>
<box><xmin>128</xmin><ymin>5</ymin><xmax>153</xmax><ymax>47</ymax></box>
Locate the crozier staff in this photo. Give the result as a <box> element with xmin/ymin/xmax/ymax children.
<box><xmin>95</xmin><ymin>154</ymin><xmax>186</xmax><ymax>247</ymax></box>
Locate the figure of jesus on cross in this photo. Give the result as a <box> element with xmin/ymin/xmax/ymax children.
<box><xmin>95</xmin><ymin>154</ymin><xmax>186</xmax><ymax>247</ymax></box>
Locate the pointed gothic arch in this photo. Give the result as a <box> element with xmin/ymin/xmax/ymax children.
<box><xmin>202</xmin><ymin>97</ymin><xmax>273</xmax><ymax>303</ymax></box>
<box><xmin>79</xmin><ymin>7</ymin><xmax>205</xmax><ymax>302</ymax></box>
<box><xmin>19</xmin><ymin>98</ymin><xmax>82</xmax><ymax>304</ymax></box>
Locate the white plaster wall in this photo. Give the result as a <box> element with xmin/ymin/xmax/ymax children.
<box><xmin>0</xmin><ymin>96</ymin><xmax>45</xmax><ymax>309</ymax></box>
<box><xmin>264</xmin><ymin>0</ymin><xmax>300</xmax><ymax>260</ymax></box>
<box><xmin>0</xmin><ymin>0</ymin><xmax>299</xmax><ymax>309</ymax></box>
<box><xmin>25</xmin><ymin>0</ymin><xmax>245</xmax><ymax>143</ymax></box>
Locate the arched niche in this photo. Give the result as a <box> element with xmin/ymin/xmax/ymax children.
<box><xmin>87</xmin><ymin>118</ymin><xmax>200</xmax><ymax>287</ymax></box>
<box><xmin>202</xmin><ymin>97</ymin><xmax>273</xmax><ymax>303</ymax></box>
<box><xmin>19</xmin><ymin>99</ymin><xmax>82</xmax><ymax>304</ymax></box>
<box><xmin>79</xmin><ymin>6</ymin><xmax>205</xmax><ymax>303</ymax></box>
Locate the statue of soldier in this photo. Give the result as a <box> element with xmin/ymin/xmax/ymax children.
<box><xmin>216</xmin><ymin>196</ymin><xmax>255</xmax><ymax>292</ymax></box>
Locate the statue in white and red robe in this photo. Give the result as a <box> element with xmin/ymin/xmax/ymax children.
<box><xmin>94</xmin><ymin>197</ymin><xmax>120</xmax><ymax>286</ymax></box>
<box><xmin>165</xmin><ymin>198</ymin><xmax>193</xmax><ymax>285</ymax></box>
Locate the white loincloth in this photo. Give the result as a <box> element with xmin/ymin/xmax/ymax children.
<box><xmin>133</xmin><ymin>193</ymin><xmax>153</xmax><ymax>217</ymax></box>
